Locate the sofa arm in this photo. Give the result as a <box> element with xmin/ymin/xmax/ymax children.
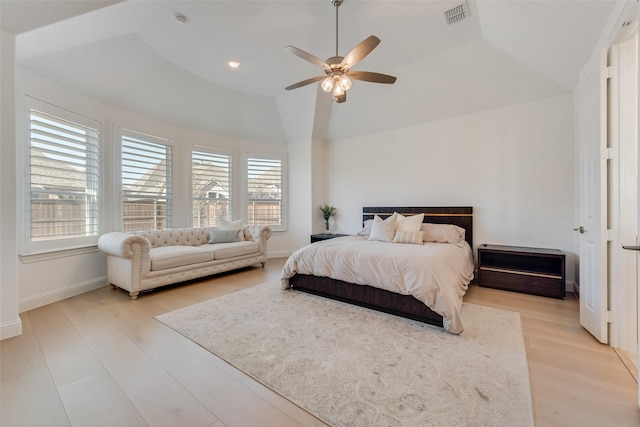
<box><xmin>243</xmin><ymin>226</ymin><xmax>272</xmax><ymax>255</ymax></box>
<box><xmin>98</xmin><ymin>232</ymin><xmax>150</xmax><ymax>258</ymax></box>
<box><xmin>243</xmin><ymin>225</ymin><xmax>272</xmax><ymax>243</ymax></box>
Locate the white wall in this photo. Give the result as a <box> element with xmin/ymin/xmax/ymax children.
<box><xmin>326</xmin><ymin>94</ymin><xmax>577</xmax><ymax>288</ymax></box>
<box><xmin>1</xmin><ymin>30</ymin><xmax>22</xmax><ymax>339</ymax></box>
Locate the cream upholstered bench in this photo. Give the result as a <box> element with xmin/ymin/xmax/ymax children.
<box><xmin>98</xmin><ymin>226</ymin><xmax>271</xmax><ymax>299</ymax></box>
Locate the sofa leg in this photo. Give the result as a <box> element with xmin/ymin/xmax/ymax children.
<box><xmin>261</xmin><ymin>262</ymin><xmax>266</xmax><ymax>268</ymax></box>
<box><xmin>110</xmin><ymin>284</ymin><xmax>117</xmax><ymax>290</ymax></box>
<box><xmin>129</xmin><ymin>292</ymin><xmax>139</xmax><ymax>300</ymax></box>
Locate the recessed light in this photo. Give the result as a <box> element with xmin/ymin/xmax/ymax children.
<box><xmin>228</xmin><ymin>61</ymin><xmax>241</xmax><ymax>69</ymax></box>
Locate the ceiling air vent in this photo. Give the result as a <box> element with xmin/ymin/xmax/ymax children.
<box><xmin>444</xmin><ymin>2</ymin><xmax>470</xmax><ymax>25</ymax></box>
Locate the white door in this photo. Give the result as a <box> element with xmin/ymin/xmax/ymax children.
<box><xmin>614</xmin><ymin>34</ymin><xmax>638</xmax><ymax>358</ymax></box>
<box><xmin>576</xmin><ymin>49</ymin><xmax>608</xmax><ymax>344</ymax></box>
<box><xmin>616</xmin><ymin>31</ymin><xmax>639</xmax><ymax>406</ymax></box>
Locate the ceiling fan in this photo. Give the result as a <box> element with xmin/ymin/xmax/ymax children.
<box><xmin>284</xmin><ymin>0</ymin><xmax>396</xmax><ymax>103</ymax></box>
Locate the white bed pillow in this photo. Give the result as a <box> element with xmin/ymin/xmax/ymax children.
<box><xmin>218</xmin><ymin>218</ymin><xmax>245</xmax><ymax>240</ymax></box>
<box><xmin>395</xmin><ymin>213</ymin><xmax>424</xmax><ymax>233</ymax></box>
<box><xmin>420</xmin><ymin>223</ymin><xmax>466</xmax><ymax>247</ymax></box>
<box><xmin>368</xmin><ymin>214</ymin><xmax>397</xmax><ymax>242</ymax></box>
<box><xmin>357</xmin><ymin>219</ymin><xmax>374</xmax><ymax>236</ymax></box>
<box><xmin>393</xmin><ymin>230</ymin><xmax>424</xmax><ymax>245</ymax></box>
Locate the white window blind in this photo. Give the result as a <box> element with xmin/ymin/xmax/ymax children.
<box><xmin>28</xmin><ymin>107</ymin><xmax>100</xmax><ymax>245</ymax></box>
<box><xmin>192</xmin><ymin>149</ymin><xmax>232</xmax><ymax>227</ymax></box>
<box><xmin>121</xmin><ymin>131</ymin><xmax>172</xmax><ymax>232</ymax></box>
<box><xmin>246</xmin><ymin>155</ymin><xmax>286</xmax><ymax>230</ymax></box>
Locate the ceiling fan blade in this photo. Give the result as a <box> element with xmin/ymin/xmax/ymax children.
<box><xmin>285</xmin><ymin>76</ymin><xmax>326</xmax><ymax>91</ymax></box>
<box><xmin>285</xmin><ymin>46</ymin><xmax>331</xmax><ymax>72</ymax></box>
<box><xmin>348</xmin><ymin>71</ymin><xmax>397</xmax><ymax>84</ymax></box>
<box><xmin>340</xmin><ymin>35</ymin><xmax>380</xmax><ymax>70</ymax></box>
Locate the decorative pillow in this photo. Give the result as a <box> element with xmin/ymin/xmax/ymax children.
<box><xmin>209</xmin><ymin>229</ymin><xmax>241</xmax><ymax>244</ymax></box>
<box><xmin>357</xmin><ymin>219</ymin><xmax>374</xmax><ymax>236</ymax></box>
<box><xmin>395</xmin><ymin>213</ymin><xmax>424</xmax><ymax>233</ymax></box>
<box><xmin>218</xmin><ymin>218</ymin><xmax>245</xmax><ymax>240</ymax></box>
<box><xmin>420</xmin><ymin>223</ymin><xmax>466</xmax><ymax>246</ymax></box>
<box><xmin>393</xmin><ymin>230</ymin><xmax>424</xmax><ymax>245</ymax></box>
<box><xmin>369</xmin><ymin>214</ymin><xmax>397</xmax><ymax>242</ymax></box>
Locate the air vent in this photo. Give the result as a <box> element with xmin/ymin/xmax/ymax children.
<box><xmin>444</xmin><ymin>2</ymin><xmax>469</xmax><ymax>25</ymax></box>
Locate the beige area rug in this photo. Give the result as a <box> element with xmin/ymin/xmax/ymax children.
<box><xmin>156</xmin><ymin>282</ymin><xmax>534</xmax><ymax>427</ymax></box>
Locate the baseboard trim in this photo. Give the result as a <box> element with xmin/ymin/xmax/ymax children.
<box><xmin>19</xmin><ymin>276</ymin><xmax>107</xmax><ymax>313</ymax></box>
<box><xmin>0</xmin><ymin>318</ymin><xmax>23</xmax><ymax>340</ymax></box>
<box><xmin>268</xmin><ymin>250</ymin><xmax>292</xmax><ymax>259</ymax></box>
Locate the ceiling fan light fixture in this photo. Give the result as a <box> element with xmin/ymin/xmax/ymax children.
<box><xmin>284</xmin><ymin>0</ymin><xmax>396</xmax><ymax>102</ymax></box>
<box><xmin>321</xmin><ymin>76</ymin><xmax>335</xmax><ymax>92</ymax></box>
<box><xmin>338</xmin><ymin>74</ymin><xmax>351</xmax><ymax>91</ymax></box>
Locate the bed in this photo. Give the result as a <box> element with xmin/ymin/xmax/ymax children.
<box><xmin>281</xmin><ymin>207</ymin><xmax>474</xmax><ymax>334</ymax></box>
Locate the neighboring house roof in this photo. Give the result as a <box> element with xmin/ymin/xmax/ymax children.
<box><xmin>30</xmin><ymin>148</ymin><xmax>89</xmax><ymax>194</ymax></box>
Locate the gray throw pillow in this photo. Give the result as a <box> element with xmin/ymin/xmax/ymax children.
<box><xmin>209</xmin><ymin>229</ymin><xmax>241</xmax><ymax>244</ymax></box>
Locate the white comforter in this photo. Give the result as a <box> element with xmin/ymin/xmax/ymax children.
<box><xmin>281</xmin><ymin>236</ymin><xmax>475</xmax><ymax>334</ymax></box>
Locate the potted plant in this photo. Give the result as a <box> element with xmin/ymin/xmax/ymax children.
<box><xmin>320</xmin><ymin>204</ymin><xmax>336</xmax><ymax>234</ymax></box>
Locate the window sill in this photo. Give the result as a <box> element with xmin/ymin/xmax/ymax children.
<box><xmin>19</xmin><ymin>245</ymin><xmax>100</xmax><ymax>264</ymax></box>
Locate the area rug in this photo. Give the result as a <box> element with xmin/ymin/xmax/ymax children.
<box><xmin>156</xmin><ymin>282</ymin><xmax>534</xmax><ymax>427</ymax></box>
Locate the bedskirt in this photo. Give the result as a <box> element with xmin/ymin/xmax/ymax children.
<box><xmin>289</xmin><ymin>274</ymin><xmax>444</xmax><ymax>327</ymax></box>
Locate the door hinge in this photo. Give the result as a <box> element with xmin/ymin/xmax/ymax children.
<box><xmin>602</xmin><ymin>147</ymin><xmax>617</xmax><ymax>159</ymax></box>
<box><xmin>604</xmin><ymin>229</ymin><xmax>615</xmax><ymax>241</ymax></box>
<box><xmin>602</xmin><ymin>65</ymin><xmax>616</xmax><ymax>79</ymax></box>
<box><xmin>605</xmin><ymin>310</ymin><xmax>614</xmax><ymax>323</ymax></box>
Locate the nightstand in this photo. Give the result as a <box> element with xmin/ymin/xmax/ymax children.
<box><xmin>310</xmin><ymin>234</ymin><xmax>350</xmax><ymax>243</ymax></box>
<box><xmin>477</xmin><ymin>244</ymin><xmax>565</xmax><ymax>299</ymax></box>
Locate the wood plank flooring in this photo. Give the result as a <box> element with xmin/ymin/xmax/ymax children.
<box><xmin>2</xmin><ymin>258</ymin><xmax>639</xmax><ymax>426</ymax></box>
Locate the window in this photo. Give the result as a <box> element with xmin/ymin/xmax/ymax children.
<box><xmin>121</xmin><ymin>130</ymin><xmax>172</xmax><ymax>232</ymax></box>
<box><xmin>246</xmin><ymin>154</ymin><xmax>287</xmax><ymax>231</ymax></box>
<box><xmin>24</xmin><ymin>98</ymin><xmax>101</xmax><ymax>253</ymax></box>
<box><xmin>192</xmin><ymin>149</ymin><xmax>231</xmax><ymax>227</ymax></box>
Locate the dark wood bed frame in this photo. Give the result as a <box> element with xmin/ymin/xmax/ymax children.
<box><xmin>289</xmin><ymin>206</ymin><xmax>474</xmax><ymax>327</ymax></box>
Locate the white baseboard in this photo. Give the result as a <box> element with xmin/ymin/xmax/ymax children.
<box><xmin>0</xmin><ymin>318</ymin><xmax>23</xmax><ymax>340</ymax></box>
<box><xmin>565</xmin><ymin>279</ymin><xmax>576</xmax><ymax>293</ymax></box>
<box><xmin>268</xmin><ymin>250</ymin><xmax>292</xmax><ymax>259</ymax></box>
<box><xmin>19</xmin><ymin>276</ymin><xmax>107</xmax><ymax>313</ymax></box>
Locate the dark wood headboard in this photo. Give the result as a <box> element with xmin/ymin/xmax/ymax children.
<box><xmin>362</xmin><ymin>206</ymin><xmax>473</xmax><ymax>248</ymax></box>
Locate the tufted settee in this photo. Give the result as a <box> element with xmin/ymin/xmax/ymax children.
<box><xmin>97</xmin><ymin>226</ymin><xmax>271</xmax><ymax>299</ymax></box>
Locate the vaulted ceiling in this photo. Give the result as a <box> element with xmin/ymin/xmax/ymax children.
<box><xmin>2</xmin><ymin>0</ymin><xmax>616</xmax><ymax>142</ymax></box>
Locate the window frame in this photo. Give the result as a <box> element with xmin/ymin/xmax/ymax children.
<box><xmin>245</xmin><ymin>152</ymin><xmax>288</xmax><ymax>232</ymax></box>
<box><xmin>20</xmin><ymin>96</ymin><xmax>102</xmax><ymax>255</ymax></box>
<box><xmin>119</xmin><ymin>129</ymin><xmax>173</xmax><ymax>233</ymax></box>
<box><xmin>191</xmin><ymin>147</ymin><xmax>233</xmax><ymax>228</ymax></box>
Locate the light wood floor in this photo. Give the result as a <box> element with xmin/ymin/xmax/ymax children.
<box><xmin>2</xmin><ymin>257</ymin><xmax>639</xmax><ymax>426</ymax></box>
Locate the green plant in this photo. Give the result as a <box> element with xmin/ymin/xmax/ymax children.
<box><xmin>320</xmin><ymin>204</ymin><xmax>336</xmax><ymax>231</ymax></box>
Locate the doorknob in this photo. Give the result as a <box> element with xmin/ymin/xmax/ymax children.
<box><xmin>622</xmin><ymin>245</ymin><xmax>640</xmax><ymax>251</ymax></box>
<box><xmin>573</xmin><ymin>226</ymin><xmax>585</xmax><ymax>234</ymax></box>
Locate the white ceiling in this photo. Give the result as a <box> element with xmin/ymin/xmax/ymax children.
<box><xmin>2</xmin><ymin>0</ymin><xmax>617</xmax><ymax>142</ymax></box>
